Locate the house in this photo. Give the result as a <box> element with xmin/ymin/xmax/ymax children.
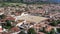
<box><xmin>0</xmin><ymin>9</ymin><xmax>4</xmax><ymax>15</ymax></box>
<box><xmin>10</xmin><ymin>27</ymin><xmax>20</xmax><ymax>32</ymax></box>
<box><xmin>45</xmin><ymin>25</ymin><xmax>53</xmax><ymax>32</ymax></box>
<box><xmin>28</xmin><ymin>8</ymin><xmax>45</xmax><ymax>15</ymax></box>
<box><xmin>0</xmin><ymin>26</ymin><xmax>2</xmax><ymax>32</ymax></box>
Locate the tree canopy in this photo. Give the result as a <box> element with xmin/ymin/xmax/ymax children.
<box><xmin>27</xmin><ymin>28</ymin><xmax>37</xmax><ymax>34</ymax></box>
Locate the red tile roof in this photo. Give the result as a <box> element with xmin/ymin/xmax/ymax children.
<box><xmin>45</xmin><ymin>25</ymin><xmax>53</xmax><ymax>32</ymax></box>
<box><xmin>11</xmin><ymin>27</ymin><xmax>20</xmax><ymax>32</ymax></box>
<box><xmin>6</xmin><ymin>16</ymin><xmax>15</xmax><ymax>20</ymax></box>
<box><xmin>38</xmin><ymin>32</ymin><xmax>45</xmax><ymax>34</ymax></box>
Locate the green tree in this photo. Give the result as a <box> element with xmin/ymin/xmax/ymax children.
<box><xmin>46</xmin><ymin>28</ymin><xmax>56</xmax><ymax>34</ymax></box>
<box><xmin>46</xmin><ymin>32</ymin><xmax>50</xmax><ymax>34</ymax></box>
<box><xmin>20</xmin><ymin>0</ymin><xmax>23</xmax><ymax>3</ymax></box>
<box><xmin>27</xmin><ymin>28</ymin><xmax>37</xmax><ymax>34</ymax></box>
<box><xmin>5</xmin><ymin>20</ymin><xmax>12</xmax><ymax>26</ymax></box>
<box><xmin>2</xmin><ymin>20</ymin><xmax>12</xmax><ymax>29</ymax></box>
<box><xmin>56</xmin><ymin>20</ymin><xmax>60</xmax><ymax>24</ymax></box>
<box><xmin>50</xmin><ymin>28</ymin><xmax>56</xmax><ymax>34</ymax></box>
<box><xmin>11</xmin><ymin>0</ymin><xmax>22</xmax><ymax>3</ymax></box>
<box><xmin>0</xmin><ymin>14</ymin><xmax>6</xmax><ymax>19</ymax></box>
<box><xmin>39</xmin><ymin>27</ymin><xmax>46</xmax><ymax>33</ymax></box>
<box><xmin>57</xmin><ymin>28</ymin><xmax>60</xmax><ymax>33</ymax></box>
<box><xmin>50</xmin><ymin>20</ymin><xmax>60</xmax><ymax>26</ymax></box>
<box><xmin>50</xmin><ymin>20</ymin><xmax>58</xmax><ymax>26</ymax></box>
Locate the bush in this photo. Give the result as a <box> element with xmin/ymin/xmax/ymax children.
<box><xmin>0</xmin><ymin>14</ymin><xmax>6</xmax><ymax>19</ymax></box>
<box><xmin>46</xmin><ymin>28</ymin><xmax>56</xmax><ymax>34</ymax></box>
<box><xmin>27</xmin><ymin>28</ymin><xmax>37</xmax><ymax>34</ymax></box>
<box><xmin>57</xmin><ymin>28</ymin><xmax>60</xmax><ymax>33</ymax></box>
<box><xmin>2</xmin><ymin>20</ymin><xmax>12</xmax><ymax>29</ymax></box>
<box><xmin>39</xmin><ymin>27</ymin><xmax>46</xmax><ymax>33</ymax></box>
<box><xmin>49</xmin><ymin>20</ymin><xmax>60</xmax><ymax>26</ymax></box>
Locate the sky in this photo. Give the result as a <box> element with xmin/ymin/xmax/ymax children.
<box><xmin>41</xmin><ymin>0</ymin><xmax>60</xmax><ymax>3</ymax></box>
<box><xmin>48</xmin><ymin>0</ymin><xmax>60</xmax><ymax>3</ymax></box>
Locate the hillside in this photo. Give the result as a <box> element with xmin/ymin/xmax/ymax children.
<box><xmin>0</xmin><ymin>0</ymin><xmax>60</xmax><ymax>4</ymax></box>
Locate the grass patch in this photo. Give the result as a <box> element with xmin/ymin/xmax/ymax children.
<box><xmin>0</xmin><ymin>2</ymin><xmax>26</xmax><ymax>7</ymax></box>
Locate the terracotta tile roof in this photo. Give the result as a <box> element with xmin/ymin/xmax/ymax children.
<box><xmin>10</xmin><ymin>27</ymin><xmax>20</xmax><ymax>32</ymax></box>
<box><xmin>6</xmin><ymin>16</ymin><xmax>15</xmax><ymax>20</ymax></box>
<box><xmin>45</xmin><ymin>25</ymin><xmax>53</xmax><ymax>32</ymax></box>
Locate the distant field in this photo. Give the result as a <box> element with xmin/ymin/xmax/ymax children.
<box><xmin>0</xmin><ymin>2</ymin><xmax>26</xmax><ymax>7</ymax></box>
<box><xmin>0</xmin><ymin>2</ymin><xmax>57</xmax><ymax>7</ymax></box>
